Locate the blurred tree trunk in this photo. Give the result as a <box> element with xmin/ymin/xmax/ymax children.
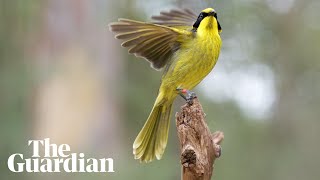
<box><xmin>31</xmin><ymin>0</ymin><xmax>124</xmax><ymax>159</ymax></box>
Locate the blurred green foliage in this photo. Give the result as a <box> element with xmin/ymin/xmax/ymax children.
<box><xmin>1</xmin><ymin>1</ymin><xmax>43</xmax><ymax>179</ymax></box>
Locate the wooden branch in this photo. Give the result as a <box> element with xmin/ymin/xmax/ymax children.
<box><xmin>176</xmin><ymin>98</ymin><xmax>224</xmax><ymax>180</ymax></box>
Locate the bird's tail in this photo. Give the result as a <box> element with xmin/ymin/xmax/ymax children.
<box><xmin>133</xmin><ymin>97</ymin><xmax>173</xmax><ymax>162</ymax></box>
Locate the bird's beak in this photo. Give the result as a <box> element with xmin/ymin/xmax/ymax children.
<box><xmin>208</xmin><ymin>11</ymin><xmax>216</xmax><ymax>17</ymax></box>
<box><xmin>208</xmin><ymin>11</ymin><xmax>222</xmax><ymax>33</ymax></box>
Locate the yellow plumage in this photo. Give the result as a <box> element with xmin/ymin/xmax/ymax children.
<box><xmin>109</xmin><ymin>7</ymin><xmax>222</xmax><ymax>162</ymax></box>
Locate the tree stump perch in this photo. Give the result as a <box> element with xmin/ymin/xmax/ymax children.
<box><xmin>176</xmin><ymin>98</ymin><xmax>224</xmax><ymax>180</ymax></box>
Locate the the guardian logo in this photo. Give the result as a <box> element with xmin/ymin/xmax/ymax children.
<box><xmin>7</xmin><ymin>138</ymin><xmax>114</xmax><ymax>173</ymax></box>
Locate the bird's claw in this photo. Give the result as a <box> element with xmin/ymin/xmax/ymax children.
<box><xmin>176</xmin><ymin>88</ymin><xmax>197</xmax><ymax>105</ymax></box>
<box><xmin>186</xmin><ymin>91</ymin><xmax>197</xmax><ymax>105</ymax></box>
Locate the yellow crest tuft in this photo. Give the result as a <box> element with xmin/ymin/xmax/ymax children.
<box><xmin>202</xmin><ymin>8</ymin><xmax>215</xmax><ymax>13</ymax></box>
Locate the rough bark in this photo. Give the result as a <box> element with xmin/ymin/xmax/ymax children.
<box><xmin>176</xmin><ymin>98</ymin><xmax>224</xmax><ymax>180</ymax></box>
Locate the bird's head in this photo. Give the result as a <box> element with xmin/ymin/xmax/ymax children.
<box><xmin>193</xmin><ymin>8</ymin><xmax>222</xmax><ymax>34</ymax></box>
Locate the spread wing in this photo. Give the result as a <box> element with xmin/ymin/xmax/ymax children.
<box><xmin>152</xmin><ymin>9</ymin><xmax>197</xmax><ymax>27</ymax></box>
<box><xmin>109</xmin><ymin>10</ymin><xmax>195</xmax><ymax>70</ymax></box>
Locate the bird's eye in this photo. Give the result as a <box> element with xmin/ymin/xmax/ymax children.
<box><xmin>198</xmin><ymin>13</ymin><xmax>203</xmax><ymax>19</ymax></box>
<box><xmin>198</xmin><ymin>12</ymin><xmax>208</xmax><ymax>20</ymax></box>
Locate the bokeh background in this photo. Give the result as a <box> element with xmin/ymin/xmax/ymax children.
<box><xmin>1</xmin><ymin>0</ymin><xmax>320</xmax><ymax>179</ymax></box>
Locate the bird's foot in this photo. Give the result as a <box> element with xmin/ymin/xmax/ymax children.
<box><xmin>176</xmin><ymin>88</ymin><xmax>197</xmax><ymax>105</ymax></box>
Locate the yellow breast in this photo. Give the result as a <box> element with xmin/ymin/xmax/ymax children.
<box><xmin>159</xmin><ymin>31</ymin><xmax>221</xmax><ymax>99</ymax></box>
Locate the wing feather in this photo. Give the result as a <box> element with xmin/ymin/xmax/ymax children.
<box><xmin>109</xmin><ymin>9</ymin><xmax>195</xmax><ymax>70</ymax></box>
<box><xmin>152</xmin><ymin>8</ymin><xmax>197</xmax><ymax>27</ymax></box>
<box><xmin>115</xmin><ymin>29</ymin><xmax>154</xmax><ymax>39</ymax></box>
<box><xmin>128</xmin><ymin>34</ymin><xmax>170</xmax><ymax>54</ymax></box>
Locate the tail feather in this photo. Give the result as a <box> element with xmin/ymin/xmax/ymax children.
<box><xmin>133</xmin><ymin>105</ymin><xmax>160</xmax><ymax>160</ymax></box>
<box><xmin>133</xmin><ymin>100</ymin><xmax>172</xmax><ymax>162</ymax></box>
<box><xmin>155</xmin><ymin>103</ymin><xmax>172</xmax><ymax>159</ymax></box>
<box><xmin>133</xmin><ymin>107</ymin><xmax>159</xmax><ymax>149</ymax></box>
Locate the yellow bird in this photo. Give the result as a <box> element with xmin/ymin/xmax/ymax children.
<box><xmin>109</xmin><ymin>7</ymin><xmax>222</xmax><ymax>162</ymax></box>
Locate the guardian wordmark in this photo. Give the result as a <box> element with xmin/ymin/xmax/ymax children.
<box><xmin>7</xmin><ymin>138</ymin><xmax>114</xmax><ymax>173</ymax></box>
